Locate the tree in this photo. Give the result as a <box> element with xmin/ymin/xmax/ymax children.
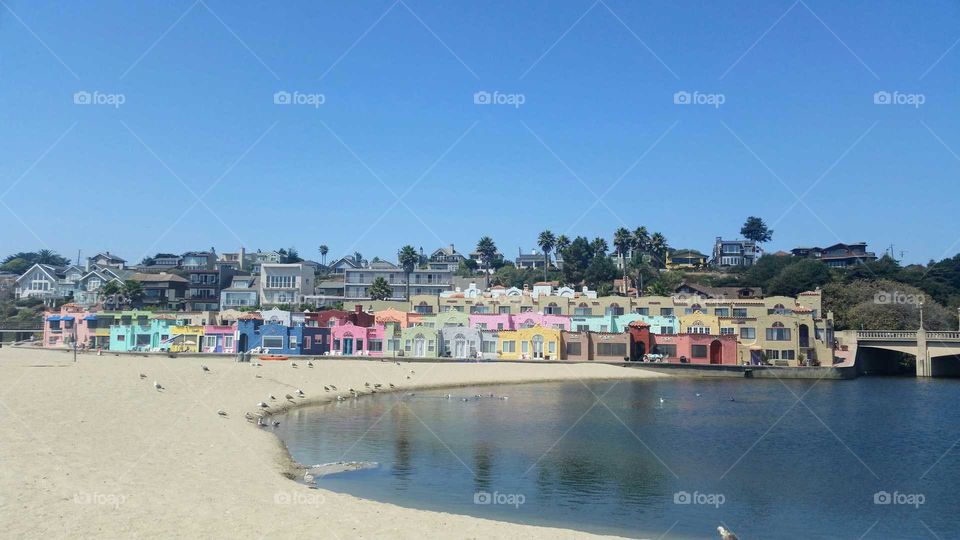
<box><xmin>741</xmin><ymin>216</ymin><xmax>773</xmax><ymax>244</ymax></box>
<box><xmin>318</xmin><ymin>245</ymin><xmax>329</xmax><ymax>266</ymax></box>
<box><xmin>585</xmin><ymin>254</ymin><xmax>617</xmax><ymax>291</ymax></box>
<box><xmin>1</xmin><ymin>250</ymin><xmax>70</xmax><ymax>273</ymax></box>
<box><xmin>767</xmin><ymin>259</ymin><xmax>831</xmax><ymax>296</ymax></box>
<box><xmin>613</xmin><ymin>227</ymin><xmax>632</xmax><ymax>294</ymax></box>
<box><xmin>590</xmin><ymin>237</ymin><xmax>608</xmax><ymax>257</ymax></box>
<box><xmin>122</xmin><ymin>280</ymin><xmax>145</xmax><ymax>307</ymax></box>
<box><xmin>475</xmin><ymin>236</ymin><xmax>498</xmax><ymax>271</ymax></box>
<box><xmin>646</xmin><ymin>282</ymin><xmax>671</xmax><ymax>296</ymax></box>
<box><xmin>555</xmin><ymin>235</ymin><xmax>570</xmax><ymax>253</ymax></box>
<box><xmin>537</xmin><ymin>230</ymin><xmax>556</xmax><ymax>281</ymax></box>
<box><xmin>648</xmin><ymin>232</ymin><xmax>668</xmax><ymax>269</ymax></box>
<box><xmin>0</xmin><ymin>257</ymin><xmax>33</xmax><ymax>275</ymax></box>
<box><xmin>398</xmin><ymin>245</ymin><xmax>420</xmax><ymax>301</ymax></box>
<box><xmin>100</xmin><ymin>281</ymin><xmax>123</xmax><ymax>309</ymax></box>
<box><xmin>354</xmin><ymin>252</ymin><xmax>364</xmax><ymax>266</ymax></box>
<box><xmin>368</xmin><ymin>277</ymin><xmax>392</xmax><ymax>301</ymax></box>
<box><xmin>282</xmin><ymin>247</ymin><xmax>303</xmax><ymax>264</ymax></box>
<box><xmin>560</xmin><ymin>236</ymin><xmax>594</xmax><ymax>285</ymax></box>
<box><xmin>627</xmin><ymin>253</ymin><xmax>658</xmax><ymax>298</ymax></box>
<box><xmin>632</xmin><ymin>226</ymin><xmax>650</xmax><ymax>254</ymax></box>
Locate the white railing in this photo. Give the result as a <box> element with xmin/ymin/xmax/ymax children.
<box><xmin>857</xmin><ymin>330</ymin><xmax>960</xmax><ymax>341</ymax></box>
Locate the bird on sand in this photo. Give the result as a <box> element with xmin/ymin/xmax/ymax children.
<box><xmin>255</xmin><ymin>374</ymin><xmax>262</xmax><ymax>378</ymax></box>
<box><xmin>244</xmin><ymin>412</ymin><xmax>255</xmax><ymax>421</ymax></box>
<box><xmin>297</xmin><ymin>389</ymin><xmax>305</xmax><ymax>396</ymax></box>
<box><xmin>336</xmin><ymin>395</ymin><xmax>345</xmax><ymax>401</ymax></box>
<box><xmin>717</xmin><ymin>526</ymin><xmax>738</xmax><ymax>540</ymax></box>
<box><xmin>201</xmin><ymin>365</ymin><xmax>210</xmax><ymax>373</ymax></box>
<box><xmin>269</xmin><ymin>394</ymin><xmax>276</xmax><ymax>401</ymax></box>
<box><xmin>389</xmin><ymin>383</ymin><xmax>395</xmax><ymax>388</ymax></box>
<box><xmin>365</xmin><ymin>382</ymin><xmax>371</xmax><ymax>387</ymax></box>
<box><xmin>291</xmin><ymin>362</ymin><xmax>298</xmax><ymax>368</ymax></box>
<box><xmin>258</xmin><ymin>402</ymin><xmax>268</xmax><ymax>408</ymax></box>
<box><xmin>285</xmin><ymin>394</ymin><xmax>294</xmax><ymax>400</ymax></box>
<box><xmin>329</xmin><ymin>385</ymin><xmax>337</xmax><ymax>391</ymax></box>
<box><xmin>324</xmin><ymin>386</ymin><xmax>330</xmax><ymax>391</ymax></box>
<box><xmin>374</xmin><ymin>384</ymin><xmax>382</xmax><ymax>388</ymax></box>
<box><xmin>272</xmin><ymin>420</ymin><xmax>280</xmax><ymax>427</ymax></box>
<box><xmin>154</xmin><ymin>381</ymin><xmax>164</xmax><ymax>391</ymax></box>
<box><xmin>257</xmin><ymin>417</ymin><xmax>266</xmax><ymax>427</ymax></box>
<box><xmin>139</xmin><ymin>373</ymin><xmax>147</xmax><ymax>380</ymax></box>
<box><xmin>217</xmin><ymin>409</ymin><xmax>227</xmax><ymax>417</ymax></box>
<box><xmin>307</xmin><ymin>361</ymin><xmax>314</xmax><ymax>368</ymax></box>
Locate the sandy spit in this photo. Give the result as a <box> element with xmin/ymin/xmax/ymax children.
<box><xmin>0</xmin><ymin>347</ymin><xmax>668</xmax><ymax>539</ymax></box>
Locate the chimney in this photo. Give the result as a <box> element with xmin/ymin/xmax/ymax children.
<box><xmin>449</xmin><ymin>243</ymin><xmax>455</xmax><ymax>253</ymax></box>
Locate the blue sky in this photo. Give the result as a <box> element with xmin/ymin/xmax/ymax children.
<box><xmin>1</xmin><ymin>0</ymin><xmax>958</xmax><ymax>265</ymax></box>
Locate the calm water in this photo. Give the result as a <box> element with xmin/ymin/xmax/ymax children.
<box><xmin>275</xmin><ymin>377</ymin><xmax>960</xmax><ymax>539</ymax></box>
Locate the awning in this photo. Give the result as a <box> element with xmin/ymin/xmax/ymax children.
<box><xmin>47</xmin><ymin>316</ymin><xmax>61</xmax><ymax>322</ymax></box>
<box><xmin>82</xmin><ymin>315</ymin><xmax>97</xmax><ymax>321</ymax></box>
<box><xmin>61</xmin><ymin>316</ymin><xmax>75</xmax><ymax>321</ymax></box>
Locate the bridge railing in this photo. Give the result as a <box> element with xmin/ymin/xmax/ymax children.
<box><xmin>927</xmin><ymin>331</ymin><xmax>960</xmax><ymax>340</ymax></box>
<box><xmin>856</xmin><ymin>331</ymin><xmax>918</xmax><ymax>340</ymax></box>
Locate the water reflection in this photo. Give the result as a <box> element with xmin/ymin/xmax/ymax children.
<box><xmin>275</xmin><ymin>378</ymin><xmax>960</xmax><ymax>539</ymax></box>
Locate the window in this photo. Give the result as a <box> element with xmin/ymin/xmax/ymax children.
<box><xmin>766</xmin><ymin>323</ymin><xmax>791</xmax><ymax>341</ymax></box>
<box><xmin>660</xmin><ymin>308</ymin><xmax>674</xmax><ymax>316</ymax></box>
<box><xmin>356</xmin><ymin>339</ymin><xmax>363</xmax><ymax>350</ymax></box>
<box><xmin>266</xmin><ymin>275</ymin><xmax>294</xmax><ymax>288</ymax></box>
<box><xmin>224</xmin><ymin>336</ymin><xmax>234</xmax><ymax>349</ymax></box>
<box><xmin>520</xmin><ymin>306</ymin><xmax>533</xmax><ymax>313</ymax></box>
<box><xmin>544</xmin><ymin>303</ymin><xmax>561</xmax><ymax>315</ymax></box>
<box><xmin>733</xmin><ymin>308</ymin><xmax>748</xmax><ymax>318</ymax></box>
<box><xmin>635</xmin><ymin>307</ymin><xmax>649</xmax><ymax>315</ymax></box>
<box><xmin>548</xmin><ymin>342</ymin><xmax>556</xmax><ymax>354</ymax></box>
<box><xmin>502</xmin><ymin>340</ymin><xmax>515</xmax><ymax>353</ymax></box>
<box><xmin>605</xmin><ymin>304</ymin><xmax>624</xmax><ymax>316</ymax></box>
<box><xmin>263</xmin><ymin>336</ymin><xmax>283</xmax><ymax>349</ymax></box>
<box><xmin>740</xmin><ymin>327</ymin><xmax>756</xmax><ymax>339</ymax></box>
<box><xmin>781</xmin><ymin>350</ymin><xmax>796</xmax><ymax>360</ymax></box>
<box><xmin>481</xmin><ymin>341</ymin><xmax>496</xmax><ymax>353</ymax></box>
<box><xmin>117</xmin><ymin>335</ymin><xmax>125</xmax><ymax>342</ymax></box>
<box><xmin>566</xmin><ymin>342</ymin><xmax>582</xmax><ymax>355</ymax></box>
<box><xmin>475</xmin><ymin>323</ymin><xmax>487</xmax><ymax>330</ymax></box>
<box><xmin>521</xmin><ymin>341</ymin><xmax>528</xmax><ymax>354</ymax></box>
<box><xmin>660</xmin><ymin>326</ymin><xmax>675</xmax><ymax>334</ymax></box>
<box><xmin>498</xmin><ymin>306</ymin><xmax>511</xmax><ymax>314</ymax></box>
<box><xmin>720</xmin><ymin>327</ymin><xmax>735</xmax><ymax>335</ymax></box>
<box><xmin>289</xmin><ymin>335</ymin><xmax>298</xmax><ymax>349</ymax></box>
<box><xmin>368</xmin><ymin>339</ymin><xmax>383</xmax><ymax>352</ymax></box>
<box><xmin>574</xmin><ymin>304</ymin><xmax>592</xmax><ymax>316</ymax></box>
<box><xmin>691</xmin><ymin>345</ymin><xmax>708</xmax><ymax>358</ymax></box>
<box><xmin>655</xmin><ymin>344</ymin><xmax>676</xmax><ymax>357</ymax></box>
<box><xmin>204</xmin><ymin>336</ymin><xmax>217</xmax><ymax>349</ymax></box>
<box><xmin>497</xmin><ymin>323</ymin><xmax>504</xmax><ymax>330</ymax></box>
<box><xmin>765</xmin><ymin>349</ymin><xmax>780</xmax><ymax>360</ymax></box>
<box><xmin>597</xmin><ymin>343</ymin><xmax>627</xmax><ymax>357</ymax></box>
<box><xmin>576</xmin><ymin>324</ymin><xmax>589</xmax><ymax>332</ymax></box>
<box><xmin>715</xmin><ymin>308</ymin><xmax>730</xmax><ymax>317</ymax></box>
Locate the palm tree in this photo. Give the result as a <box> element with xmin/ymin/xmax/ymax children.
<box><xmin>537</xmin><ymin>230</ymin><xmax>556</xmax><ymax>281</ymax></box>
<box><xmin>122</xmin><ymin>280</ymin><xmax>145</xmax><ymax>308</ymax></box>
<box><xmin>632</xmin><ymin>226</ymin><xmax>650</xmax><ymax>255</ymax></box>
<box><xmin>613</xmin><ymin>227</ymin><xmax>632</xmax><ymax>294</ymax></box>
<box><xmin>554</xmin><ymin>234</ymin><xmax>570</xmax><ymax>272</ymax></box>
<box><xmin>590</xmin><ymin>237</ymin><xmax>608</xmax><ymax>257</ymax></box>
<box><xmin>318</xmin><ymin>245</ymin><xmax>329</xmax><ymax>266</ymax></box>
<box><xmin>649</xmin><ymin>232</ymin><xmax>667</xmax><ymax>269</ymax></box>
<box><xmin>398</xmin><ymin>245</ymin><xmax>420</xmax><ymax>301</ymax></box>
<box><xmin>475</xmin><ymin>236</ymin><xmax>497</xmax><ymax>272</ymax></box>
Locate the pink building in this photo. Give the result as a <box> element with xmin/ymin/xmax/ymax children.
<box><xmin>43</xmin><ymin>304</ymin><xmax>99</xmax><ymax>349</ymax></box>
<box><xmin>512</xmin><ymin>313</ymin><xmax>570</xmax><ymax>331</ymax></box>
<box><xmin>649</xmin><ymin>333</ymin><xmax>738</xmax><ymax>365</ymax></box>
<box><xmin>469</xmin><ymin>313</ymin><xmax>512</xmax><ymax>331</ymax></box>
<box><xmin>202</xmin><ymin>325</ymin><xmax>236</xmax><ymax>353</ymax></box>
<box><xmin>329</xmin><ymin>322</ymin><xmax>385</xmax><ymax>356</ymax></box>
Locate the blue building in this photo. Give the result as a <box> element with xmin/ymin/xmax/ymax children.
<box><xmin>236</xmin><ymin>316</ymin><xmax>329</xmax><ymax>355</ymax></box>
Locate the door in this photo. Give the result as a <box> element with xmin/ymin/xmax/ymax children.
<box><xmin>709</xmin><ymin>340</ymin><xmax>722</xmax><ymax>364</ymax></box>
<box><xmin>750</xmin><ymin>349</ymin><xmax>762</xmax><ymax>365</ymax></box>
<box><xmin>532</xmin><ymin>335</ymin><xmax>544</xmax><ymax>359</ymax></box>
<box><xmin>454</xmin><ymin>337</ymin><xmax>466</xmax><ymax>358</ymax></box>
<box><xmin>343</xmin><ymin>338</ymin><xmax>353</xmax><ymax>355</ymax></box>
<box><xmin>239</xmin><ymin>333</ymin><xmax>248</xmax><ymax>352</ymax></box>
<box><xmin>414</xmin><ymin>336</ymin><xmax>425</xmax><ymax>357</ymax></box>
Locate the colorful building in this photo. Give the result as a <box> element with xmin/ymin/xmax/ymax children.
<box><xmin>329</xmin><ymin>322</ymin><xmax>383</xmax><ymax>356</ymax></box>
<box><xmin>496</xmin><ymin>325</ymin><xmax>561</xmax><ymax>360</ymax></box>
<box><xmin>108</xmin><ymin>313</ymin><xmax>178</xmax><ymax>352</ymax></box>
<box><xmin>400</xmin><ymin>326</ymin><xmax>441</xmax><ymax>358</ymax></box>
<box><xmin>236</xmin><ymin>316</ymin><xmax>329</xmax><ymax>355</ymax></box>
<box><xmin>440</xmin><ymin>326</ymin><xmax>481</xmax><ymax>359</ymax></box>
<box><xmin>202</xmin><ymin>325</ymin><xmax>236</xmax><ymax>353</ymax></box>
<box><xmin>649</xmin><ymin>333</ymin><xmax>738</xmax><ymax>365</ymax></box>
<box><xmin>169</xmin><ymin>325</ymin><xmax>205</xmax><ymax>353</ymax></box>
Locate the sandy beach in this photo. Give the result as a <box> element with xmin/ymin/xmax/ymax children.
<box><xmin>0</xmin><ymin>347</ymin><xmax>668</xmax><ymax>539</ymax></box>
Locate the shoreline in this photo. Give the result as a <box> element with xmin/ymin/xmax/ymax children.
<box><xmin>0</xmin><ymin>347</ymin><xmax>670</xmax><ymax>539</ymax></box>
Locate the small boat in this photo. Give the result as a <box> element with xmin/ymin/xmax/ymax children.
<box><xmin>259</xmin><ymin>355</ymin><xmax>290</xmax><ymax>361</ymax></box>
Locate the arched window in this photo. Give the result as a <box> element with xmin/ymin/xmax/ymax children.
<box><xmin>575</xmin><ymin>302</ymin><xmax>592</xmax><ymax>316</ymax></box>
<box><xmin>605</xmin><ymin>303</ymin><xmax>624</xmax><ymax>316</ymax></box>
<box><xmin>545</xmin><ymin>302</ymin><xmax>561</xmax><ymax>315</ymax></box>
<box><xmin>766</xmin><ymin>321</ymin><xmax>791</xmax><ymax>341</ymax></box>
<box><xmin>532</xmin><ymin>334</ymin><xmax>545</xmax><ymax>358</ymax></box>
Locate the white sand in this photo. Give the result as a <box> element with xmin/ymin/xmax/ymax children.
<box><xmin>0</xmin><ymin>347</ymin><xmax>668</xmax><ymax>539</ymax></box>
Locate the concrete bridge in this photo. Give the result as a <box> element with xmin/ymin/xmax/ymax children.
<box><xmin>856</xmin><ymin>329</ymin><xmax>960</xmax><ymax>377</ymax></box>
<box><xmin>0</xmin><ymin>321</ymin><xmax>43</xmax><ymax>344</ymax></box>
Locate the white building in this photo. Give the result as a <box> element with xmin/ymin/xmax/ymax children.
<box><xmin>259</xmin><ymin>263</ymin><xmax>314</xmax><ymax>306</ymax></box>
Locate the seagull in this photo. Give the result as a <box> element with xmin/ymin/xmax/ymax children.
<box><xmin>217</xmin><ymin>409</ymin><xmax>227</xmax><ymax>417</ymax></box>
<box><xmin>329</xmin><ymin>385</ymin><xmax>337</xmax><ymax>391</ymax></box>
<box><xmin>269</xmin><ymin>394</ymin><xmax>276</xmax><ymax>401</ymax></box>
<box><xmin>365</xmin><ymin>382</ymin><xmax>371</xmax><ymax>387</ymax></box>
<box><xmin>389</xmin><ymin>383</ymin><xmax>395</xmax><ymax>388</ymax></box>
<box><xmin>659</xmin><ymin>397</ymin><xmax>665</xmax><ymax>404</ymax></box>
<box><xmin>255</xmin><ymin>374</ymin><xmax>262</xmax><ymax>379</ymax></box>
<box><xmin>307</xmin><ymin>361</ymin><xmax>314</xmax><ymax>368</ymax></box>
<box><xmin>336</xmin><ymin>395</ymin><xmax>345</xmax><ymax>401</ymax></box>
<box><xmin>139</xmin><ymin>373</ymin><xmax>147</xmax><ymax>380</ymax></box>
<box><xmin>324</xmin><ymin>386</ymin><xmax>330</xmax><ymax>391</ymax></box>
<box><xmin>291</xmin><ymin>362</ymin><xmax>298</xmax><ymax>368</ymax></box>
<box><xmin>201</xmin><ymin>365</ymin><xmax>210</xmax><ymax>373</ymax></box>
<box><xmin>297</xmin><ymin>389</ymin><xmax>304</xmax><ymax>396</ymax></box>
<box><xmin>258</xmin><ymin>402</ymin><xmax>268</xmax><ymax>408</ymax></box>
<box><xmin>272</xmin><ymin>420</ymin><xmax>280</xmax><ymax>427</ymax></box>
<box><xmin>498</xmin><ymin>396</ymin><xmax>508</xmax><ymax>401</ymax></box>
<box><xmin>257</xmin><ymin>417</ymin><xmax>266</xmax><ymax>427</ymax></box>
<box><xmin>410</xmin><ymin>370</ymin><xmax>415</xmax><ymax>374</ymax></box>
<box><xmin>445</xmin><ymin>394</ymin><xmax>452</xmax><ymax>399</ymax></box>
<box><xmin>730</xmin><ymin>397</ymin><xmax>736</xmax><ymax>402</ymax></box>
<box><xmin>717</xmin><ymin>526</ymin><xmax>738</xmax><ymax>540</ymax></box>
<box><xmin>349</xmin><ymin>388</ymin><xmax>357</xmax><ymax>394</ymax></box>
<box><xmin>395</xmin><ymin>361</ymin><xmax>401</xmax><ymax>366</ymax></box>
<box><xmin>285</xmin><ymin>394</ymin><xmax>294</xmax><ymax>400</ymax></box>
<box><xmin>374</xmin><ymin>384</ymin><xmax>382</xmax><ymax>388</ymax></box>
<box><xmin>406</xmin><ymin>376</ymin><xmax>411</xmax><ymax>380</ymax></box>
<box><xmin>696</xmin><ymin>393</ymin><xmax>702</xmax><ymax>397</ymax></box>
<box><xmin>460</xmin><ymin>397</ymin><xmax>469</xmax><ymax>402</ymax></box>
<box><xmin>244</xmin><ymin>412</ymin><xmax>255</xmax><ymax>421</ymax></box>
<box><xmin>154</xmin><ymin>381</ymin><xmax>164</xmax><ymax>391</ymax></box>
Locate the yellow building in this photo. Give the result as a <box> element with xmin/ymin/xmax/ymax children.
<box><xmin>665</xmin><ymin>249</ymin><xmax>708</xmax><ymax>270</ymax></box>
<box><xmin>169</xmin><ymin>325</ymin><xmax>204</xmax><ymax>353</ymax></box>
<box><xmin>678</xmin><ymin>310</ymin><xmax>721</xmax><ymax>335</ymax></box>
<box><xmin>496</xmin><ymin>325</ymin><xmax>561</xmax><ymax>360</ymax></box>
